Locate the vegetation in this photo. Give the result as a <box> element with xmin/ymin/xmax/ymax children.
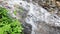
<box><xmin>14</xmin><ymin>10</ymin><xmax>17</xmax><ymax>15</ymax></box>
<box><xmin>0</xmin><ymin>7</ymin><xmax>24</xmax><ymax>34</ymax></box>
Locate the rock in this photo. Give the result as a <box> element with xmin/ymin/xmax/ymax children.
<box><xmin>56</xmin><ymin>1</ymin><xmax>60</xmax><ymax>7</ymax></box>
<box><xmin>22</xmin><ymin>22</ymin><xmax>32</xmax><ymax>34</ymax></box>
<box><xmin>1</xmin><ymin>0</ymin><xmax>60</xmax><ymax>34</ymax></box>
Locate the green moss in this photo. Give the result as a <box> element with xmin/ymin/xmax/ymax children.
<box><xmin>0</xmin><ymin>7</ymin><xmax>24</xmax><ymax>34</ymax></box>
<box><xmin>18</xmin><ymin>7</ymin><xmax>24</xmax><ymax>13</ymax></box>
<box><xmin>14</xmin><ymin>10</ymin><xmax>17</xmax><ymax>15</ymax></box>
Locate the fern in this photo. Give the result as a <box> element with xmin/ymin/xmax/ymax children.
<box><xmin>0</xmin><ymin>7</ymin><xmax>24</xmax><ymax>34</ymax></box>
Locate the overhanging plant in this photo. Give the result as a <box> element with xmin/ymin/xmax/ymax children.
<box><xmin>0</xmin><ymin>7</ymin><xmax>24</xmax><ymax>34</ymax></box>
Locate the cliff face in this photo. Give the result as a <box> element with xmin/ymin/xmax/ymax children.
<box><xmin>31</xmin><ymin>0</ymin><xmax>60</xmax><ymax>34</ymax></box>
<box><xmin>0</xmin><ymin>0</ymin><xmax>60</xmax><ymax>34</ymax></box>
<box><xmin>32</xmin><ymin>0</ymin><xmax>60</xmax><ymax>16</ymax></box>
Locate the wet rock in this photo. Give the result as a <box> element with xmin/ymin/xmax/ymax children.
<box><xmin>1</xmin><ymin>0</ymin><xmax>60</xmax><ymax>34</ymax></box>
<box><xmin>22</xmin><ymin>22</ymin><xmax>32</xmax><ymax>34</ymax></box>
<box><xmin>23</xmin><ymin>0</ymin><xmax>30</xmax><ymax>2</ymax></box>
<box><xmin>32</xmin><ymin>0</ymin><xmax>60</xmax><ymax>17</ymax></box>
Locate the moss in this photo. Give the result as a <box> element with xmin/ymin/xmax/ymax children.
<box><xmin>14</xmin><ymin>10</ymin><xmax>17</xmax><ymax>15</ymax></box>
<box><xmin>18</xmin><ymin>7</ymin><xmax>24</xmax><ymax>13</ymax></box>
<box><xmin>0</xmin><ymin>7</ymin><xmax>24</xmax><ymax>34</ymax></box>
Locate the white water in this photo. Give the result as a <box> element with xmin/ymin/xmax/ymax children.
<box><xmin>1</xmin><ymin>0</ymin><xmax>60</xmax><ymax>34</ymax></box>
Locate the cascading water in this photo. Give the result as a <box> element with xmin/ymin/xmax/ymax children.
<box><xmin>1</xmin><ymin>0</ymin><xmax>60</xmax><ymax>34</ymax></box>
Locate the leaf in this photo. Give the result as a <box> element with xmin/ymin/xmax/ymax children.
<box><xmin>0</xmin><ymin>7</ymin><xmax>24</xmax><ymax>34</ymax></box>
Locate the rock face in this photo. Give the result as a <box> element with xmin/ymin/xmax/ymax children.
<box><xmin>32</xmin><ymin>0</ymin><xmax>60</xmax><ymax>16</ymax></box>
<box><xmin>22</xmin><ymin>22</ymin><xmax>32</xmax><ymax>34</ymax></box>
<box><xmin>1</xmin><ymin>0</ymin><xmax>60</xmax><ymax>34</ymax></box>
<box><xmin>31</xmin><ymin>0</ymin><xmax>60</xmax><ymax>34</ymax></box>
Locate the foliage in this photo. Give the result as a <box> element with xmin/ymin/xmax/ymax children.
<box><xmin>0</xmin><ymin>7</ymin><xmax>24</xmax><ymax>34</ymax></box>
<box><xmin>14</xmin><ymin>10</ymin><xmax>17</xmax><ymax>15</ymax></box>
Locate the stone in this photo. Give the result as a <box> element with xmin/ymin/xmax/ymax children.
<box><xmin>22</xmin><ymin>22</ymin><xmax>32</xmax><ymax>34</ymax></box>
<box><xmin>1</xmin><ymin>0</ymin><xmax>60</xmax><ymax>34</ymax></box>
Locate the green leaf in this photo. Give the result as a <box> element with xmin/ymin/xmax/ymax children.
<box><xmin>0</xmin><ymin>7</ymin><xmax>24</xmax><ymax>34</ymax></box>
